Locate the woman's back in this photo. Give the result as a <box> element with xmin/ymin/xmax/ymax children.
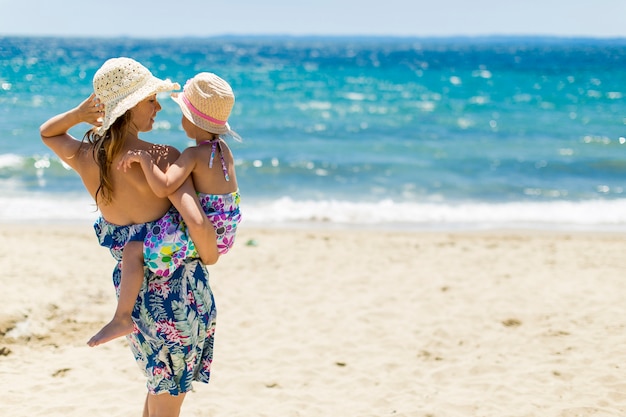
<box><xmin>76</xmin><ymin>139</ymin><xmax>179</xmax><ymax>226</ymax></box>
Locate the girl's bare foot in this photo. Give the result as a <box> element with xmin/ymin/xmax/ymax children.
<box><xmin>87</xmin><ymin>317</ymin><xmax>134</xmax><ymax>347</ymax></box>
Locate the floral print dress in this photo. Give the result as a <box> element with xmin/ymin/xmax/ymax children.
<box><xmin>94</xmin><ymin>209</ymin><xmax>217</xmax><ymax>395</ymax></box>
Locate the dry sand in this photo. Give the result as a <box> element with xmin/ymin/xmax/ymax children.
<box><xmin>1</xmin><ymin>223</ymin><xmax>626</xmax><ymax>416</ymax></box>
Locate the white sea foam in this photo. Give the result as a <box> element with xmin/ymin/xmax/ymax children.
<box><xmin>0</xmin><ymin>194</ymin><xmax>626</xmax><ymax>230</ymax></box>
<box><xmin>240</xmin><ymin>197</ymin><xmax>626</xmax><ymax>231</ymax></box>
<box><xmin>3</xmin><ymin>194</ymin><xmax>626</xmax><ymax>231</ymax></box>
<box><xmin>0</xmin><ymin>153</ymin><xmax>24</xmax><ymax>168</ymax></box>
<box><xmin>0</xmin><ymin>194</ymin><xmax>99</xmax><ymax>224</ymax></box>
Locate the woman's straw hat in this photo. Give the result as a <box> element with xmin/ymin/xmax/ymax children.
<box><xmin>93</xmin><ymin>57</ymin><xmax>179</xmax><ymax>134</ymax></box>
<box><xmin>171</xmin><ymin>72</ymin><xmax>239</xmax><ymax>138</ymax></box>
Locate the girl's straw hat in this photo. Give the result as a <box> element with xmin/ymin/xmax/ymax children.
<box><xmin>171</xmin><ymin>72</ymin><xmax>239</xmax><ymax>138</ymax></box>
<box><xmin>93</xmin><ymin>57</ymin><xmax>179</xmax><ymax>134</ymax></box>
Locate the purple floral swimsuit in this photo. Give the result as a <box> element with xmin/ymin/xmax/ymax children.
<box><xmin>143</xmin><ymin>191</ymin><xmax>241</xmax><ymax>277</ymax></box>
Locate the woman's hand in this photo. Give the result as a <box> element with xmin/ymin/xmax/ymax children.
<box><xmin>40</xmin><ymin>93</ymin><xmax>106</xmax><ymax>170</ymax></box>
<box><xmin>75</xmin><ymin>93</ymin><xmax>105</xmax><ymax>127</ymax></box>
<box><xmin>40</xmin><ymin>93</ymin><xmax>104</xmax><ymax>138</ymax></box>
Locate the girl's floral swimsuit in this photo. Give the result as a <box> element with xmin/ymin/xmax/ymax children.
<box><xmin>93</xmin><ymin>139</ymin><xmax>240</xmax><ymax>395</ymax></box>
<box><xmin>144</xmin><ymin>138</ymin><xmax>242</xmax><ymax>277</ymax></box>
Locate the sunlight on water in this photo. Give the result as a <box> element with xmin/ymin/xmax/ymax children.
<box><xmin>2</xmin><ymin>36</ymin><xmax>626</xmax><ymax>228</ymax></box>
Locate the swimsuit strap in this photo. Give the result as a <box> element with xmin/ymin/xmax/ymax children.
<box><xmin>199</xmin><ymin>139</ymin><xmax>230</xmax><ymax>182</ymax></box>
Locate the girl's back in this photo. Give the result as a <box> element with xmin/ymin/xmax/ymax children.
<box><xmin>188</xmin><ymin>139</ymin><xmax>238</xmax><ymax>196</ymax></box>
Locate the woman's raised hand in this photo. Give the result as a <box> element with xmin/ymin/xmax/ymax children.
<box><xmin>77</xmin><ymin>93</ymin><xmax>105</xmax><ymax>126</ymax></box>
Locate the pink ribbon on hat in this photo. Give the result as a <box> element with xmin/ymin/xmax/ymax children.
<box><xmin>181</xmin><ymin>94</ymin><xmax>227</xmax><ymax>126</ymax></box>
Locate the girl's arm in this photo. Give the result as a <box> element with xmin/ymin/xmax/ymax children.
<box><xmin>118</xmin><ymin>148</ymin><xmax>196</xmax><ymax>198</ymax></box>
<box><xmin>120</xmin><ymin>148</ymin><xmax>219</xmax><ymax>265</ymax></box>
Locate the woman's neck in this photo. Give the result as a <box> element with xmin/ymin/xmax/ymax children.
<box><xmin>124</xmin><ymin>132</ymin><xmax>141</xmax><ymax>146</ymax></box>
<box><xmin>126</xmin><ymin>123</ymin><xmax>141</xmax><ymax>139</ymax></box>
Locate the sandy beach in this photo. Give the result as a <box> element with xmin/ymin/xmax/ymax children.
<box><xmin>1</xmin><ymin>223</ymin><xmax>626</xmax><ymax>416</ymax></box>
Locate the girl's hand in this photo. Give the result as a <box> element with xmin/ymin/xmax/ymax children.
<box><xmin>118</xmin><ymin>149</ymin><xmax>149</xmax><ymax>172</ymax></box>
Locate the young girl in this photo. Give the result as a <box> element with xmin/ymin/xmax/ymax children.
<box><xmin>87</xmin><ymin>72</ymin><xmax>242</xmax><ymax>347</ymax></box>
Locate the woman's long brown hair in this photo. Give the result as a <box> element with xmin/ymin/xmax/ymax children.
<box><xmin>81</xmin><ymin>111</ymin><xmax>132</xmax><ymax>207</ymax></box>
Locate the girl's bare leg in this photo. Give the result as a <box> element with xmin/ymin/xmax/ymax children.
<box><xmin>143</xmin><ymin>392</ymin><xmax>186</xmax><ymax>417</ymax></box>
<box><xmin>168</xmin><ymin>177</ymin><xmax>219</xmax><ymax>265</ymax></box>
<box><xmin>87</xmin><ymin>241</ymin><xmax>144</xmax><ymax>346</ymax></box>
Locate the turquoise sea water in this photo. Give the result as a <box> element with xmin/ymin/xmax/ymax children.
<box><xmin>2</xmin><ymin>36</ymin><xmax>626</xmax><ymax>229</ymax></box>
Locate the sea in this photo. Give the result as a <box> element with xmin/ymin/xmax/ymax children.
<box><xmin>2</xmin><ymin>35</ymin><xmax>626</xmax><ymax>231</ymax></box>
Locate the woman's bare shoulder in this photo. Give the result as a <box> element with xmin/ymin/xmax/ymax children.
<box><xmin>146</xmin><ymin>143</ymin><xmax>181</xmax><ymax>164</ymax></box>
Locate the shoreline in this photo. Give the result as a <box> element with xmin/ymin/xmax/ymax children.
<box><xmin>3</xmin><ymin>217</ymin><xmax>626</xmax><ymax>235</ymax></box>
<box><xmin>4</xmin><ymin>193</ymin><xmax>626</xmax><ymax>233</ymax></box>
<box><xmin>2</xmin><ymin>224</ymin><xmax>626</xmax><ymax>416</ymax></box>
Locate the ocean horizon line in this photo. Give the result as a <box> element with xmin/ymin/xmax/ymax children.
<box><xmin>2</xmin><ymin>33</ymin><xmax>626</xmax><ymax>44</ymax></box>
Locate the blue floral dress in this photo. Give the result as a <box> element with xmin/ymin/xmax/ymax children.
<box><xmin>94</xmin><ymin>209</ymin><xmax>217</xmax><ymax>395</ymax></box>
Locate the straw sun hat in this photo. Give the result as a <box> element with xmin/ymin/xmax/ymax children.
<box><xmin>93</xmin><ymin>57</ymin><xmax>180</xmax><ymax>134</ymax></box>
<box><xmin>171</xmin><ymin>72</ymin><xmax>240</xmax><ymax>139</ymax></box>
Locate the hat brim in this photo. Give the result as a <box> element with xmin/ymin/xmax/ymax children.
<box><xmin>171</xmin><ymin>92</ymin><xmax>231</xmax><ymax>135</ymax></box>
<box><xmin>96</xmin><ymin>77</ymin><xmax>180</xmax><ymax>135</ymax></box>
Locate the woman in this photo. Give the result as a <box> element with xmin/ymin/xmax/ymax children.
<box><xmin>40</xmin><ymin>57</ymin><xmax>219</xmax><ymax>417</ymax></box>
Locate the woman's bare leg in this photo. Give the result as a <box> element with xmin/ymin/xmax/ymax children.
<box><xmin>87</xmin><ymin>241</ymin><xmax>144</xmax><ymax>346</ymax></box>
<box><xmin>143</xmin><ymin>392</ymin><xmax>186</xmax><ymax>417</ymax></box>
<box><xmin>143</xmin><ymin>394</ymin><xmax>149</xmax><ymax>417</ymax></box>
<box><xmin>168</xmin><ymin>177</ymin><xmax>219</xmax><ymax>265</ymax></box>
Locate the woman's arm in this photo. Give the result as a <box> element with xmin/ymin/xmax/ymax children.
<box><xmin>118</xmin><ymin>148</ymin><xmax>196</xmax><ymax>198</ymax></box>
<box><xmin>40</xmin><ymin>94</ymin><xmax>103</xmax><ymax>170</ymax></box>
